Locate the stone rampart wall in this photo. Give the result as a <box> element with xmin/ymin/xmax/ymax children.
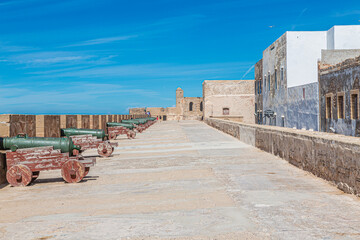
<box><xmin>206</xmin><ymin>117</ymin><xmax>360</xmax><ymax>197</ymax></box>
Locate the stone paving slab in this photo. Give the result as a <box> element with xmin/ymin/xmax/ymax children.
<box><xmin>0</xmin><ymin>120</ymin><xmax>359</xmax><ymax>239</ymax></box>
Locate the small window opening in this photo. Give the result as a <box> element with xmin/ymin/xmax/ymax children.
<box><xmin>351</xmin><ymin>93</ymin><xmax>358</xmax><ymax>119</ymax></box>
<box><xmin>189</xmin><ymin>102</ymin><xmax>193</xmax><ymax>111</ymax></box>
<box><xmin>223</xmin><ymin>108</ymin><xmax>229</xmax><ymax>115</ymax></box>
<box><xmin>338</xmin><ymin>95</ymin><xmax>344</xmax><ymax>119</ymax></box>
<box><xmin>264</xmin><ymin>76</ymin><xmax>266</xmax><ymax>91</ymax></box>
<box><xmin>326</xmin><ymin>96</ymin><xmax>332</xmax><ymax>119</ymax></box>
<box><xmin>303</xmin><ymin>88</ymin><xmax>305</xmax><ymax>99</ymax></box>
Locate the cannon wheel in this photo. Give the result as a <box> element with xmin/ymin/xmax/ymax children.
<box><xmin>126</xmin><ymin>131</ymin><xmax>132</xmax><ymax>139</ymax></box>
<box><xmin>108</xmin><ymin>131</ymin><xmax>116</xmax><ymax>140</ymax></box>
<box><xmin>61</xmin><ymin>160</ymin><xmax>86</xmax><ymax>183</ymax></box>
<box><xmin>6</xmin><ymin>165</ymin><xmax>33</xmax><ymax>187</ymax></box>
<box><xmin>130</xmin><ymin>130</ymin><xmax>136</xmax><ymax>139</ymax></box>
<box><xmin>84</xmin><ymin>167</ymin><xmax>90</xmax><ymax>176</ymax></box>
<box><xmin>31</xmin><ymin>171</ymin><xmax>40</xmax><ymax>182</ymax></box>
<box><xmin>97</xmin><ymin>142</ymin><xmax>113</xmax><ymax>157</ymax></box>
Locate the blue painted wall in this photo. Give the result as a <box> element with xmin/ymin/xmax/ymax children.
<box><xmin>287</xmin><ymin>83</ymin><xmax>319</xmax><ymax>131</ymax></box>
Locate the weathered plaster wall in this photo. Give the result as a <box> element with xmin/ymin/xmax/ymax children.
<box><xmin>203</xmin><ymin>80</ymin><xmax>255</xmax><ymax>124</ymax></box>
<box><xmin>255</xmin><ymin>59</ymin><xmax>263</xmax><ymax>124</ymax></box>
<box><xmin>287</xmin><ymin>82</ymin><xmax>319</xmax><ymax>130</ymax></box>
<box><xmin>321</xmin><ymin>49</ymin><xmax>360</xmax><ymax>65</ymax></box>
<box><xmin>319</xmin><ymin>55</ymin><xmax>360</xmax><ymax>136</ymax></box>
<box><xmin>262</xmin><ymin>33</ymin><xmax>287</xmax><ymax>127</ymax></box>
<box><xmin>206</xmin><ymin>117</ymin><xmax>360</xmax><ymax>197</ymax></box>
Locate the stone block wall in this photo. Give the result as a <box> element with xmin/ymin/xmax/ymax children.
<box><xmin>206</xmin><ymin>117</ymin><xmax>360</xmax><ymax>197</ymax></box>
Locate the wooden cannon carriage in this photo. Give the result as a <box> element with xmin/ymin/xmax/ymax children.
<box><xmin>107</xmin><ymin>126</ymin><xmax>136</xmax><ymax>140</ymax></box>
<box><xmin>6</xmin><ymin>146</ymin><xmax>96</xmax><ymax>187</ymax></box>
<box><xmin>69</xmin><ymin>134</ymin><xmax>118</xmax><ymax>157</ymax></box>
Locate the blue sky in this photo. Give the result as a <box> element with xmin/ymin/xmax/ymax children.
<box><xmin>0</xmin><ymin>0</ymin><xmax>359</xmax><ymax>114</ymax></box>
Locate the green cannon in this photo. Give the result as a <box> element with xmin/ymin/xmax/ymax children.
<box><xmin>0</xmin><ymin>134</ymin><xmax>81</xmax><ymax>154</ymax></box>
<box><xmin>107</xmin><ymin>122</ymin><xmax>135</xmax><ymax>130</ymax></box>
<box><xmin>121</xmin><ymin>119</ymin><xmax>146</xmax><ymax>132</ymax></box>
<box><xmin>106</xmin><ymin>122</ymin><xmax>137</xmax><ymax>139</ymax></box>
<box><xmin>122</xmin><ymin>119</ymin><xmax>147</xmax><ymax>125</ymax></box>
<box><xmin>61</xmin><ymin>128</ymin><xmax>107</xmax><ymax>141</ymax></box>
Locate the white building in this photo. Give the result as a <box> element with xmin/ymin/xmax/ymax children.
<box><xmin>258</xmin><ymin>25</ymin><xmax>360</xmax><ymax>130</ymax></box>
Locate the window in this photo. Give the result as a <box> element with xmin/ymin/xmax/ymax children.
<box><xmin>223</xmin><ymin>108</ymin><xmax>229</xmax><ymax>115</ymax></box>
<box><xmin>351</xmin><ymin>91</ymin><xmax>358</xmax><ymax>119</ymax></box>
<box><xmin>280</xmin><ymin>67</ymin><xmax>284</xmax><ymax>83</ymax></box>
<box><xmin>303</xmin><ymin>88</ymin><xmax>305</xmax><ymax>99</ymax></box>
<box><xmin>189</xmin><ymin>102</ymin><xmax>193</xmax><ymax>111</ymax></box>
<box><xmin>264</xmin><ymin>76</ymin><xmax>266</xmax><ymax>91</ymax></box>
<box><xmin>255</xmin><ymin>82</ymin><xmax>257</xmax><ymax>94</ymax></box>
<box><xmin>259</xmin><ymin>81</ymin><xmax>262</xmax><ymax>94</ymax></box>
<box><xmin>274</xmin><ymin>69</ymin><xmax>277</xmax><ymax>90</ymax></box>
<box><xmin>337</xmin><ymin>94</ymin><xmax>344</xmax><ymax>119</ymax></box>
<box><xmin>326</xmin><ymin>96</ymin><xmax>332</xmax><ymax>119</ymax></box>
<box><xmin>200</xmin><ymin>102</ymin><xmax>203</xmax><ymax>112</ymax></box>
<box><xmin>268</xmin><ymin>72</ymin><xmax>270</xmax><ymax>91</ymax></box>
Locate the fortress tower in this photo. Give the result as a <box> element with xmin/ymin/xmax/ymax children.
<box><xmin>176</xmin><ymin>87</ymin><xmax>184</xmax><ymax>108</ymax></box>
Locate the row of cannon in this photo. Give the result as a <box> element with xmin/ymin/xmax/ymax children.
<box><xmin>3</xmin><ymin>117</ymin><xmax>156</xmax><ymax>187</ymax></box>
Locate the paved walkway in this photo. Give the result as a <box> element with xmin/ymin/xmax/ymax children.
<box><xmin>0</xmin><ymin>121</ymin><xmax>360</xmax><ymax>239</ymax></box>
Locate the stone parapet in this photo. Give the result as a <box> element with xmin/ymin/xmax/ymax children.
<box><xmin>206</xmin><ymin>117</ymin><xmax>360</xmax><ymax>197</ymax></box>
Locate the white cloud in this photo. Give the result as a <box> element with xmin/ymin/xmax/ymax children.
<box><xmin>29</xmin><ymin>62</ymin><xmax>253</xmax><ymax>79</ymax></box>
<box><xmin>64</xmin><ymin>35</ymin><xmax>138</xmax><ymax>47</ymax></box>
<box><xmin>6</xmin><ymin>51</ymin><xmax>96</xmax><ymax>66</ymax></box>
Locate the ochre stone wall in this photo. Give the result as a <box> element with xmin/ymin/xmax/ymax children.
<box><xmin>129</xmin><ymin>87</ymin><xmax>203</xmax><ymax>121</ymax></box>
<box><xmin>203</xmin><ymin>80</ymin><xmax>255</xmax><ymax>124</ymax></box>
<box><xmin>182</xmin><ymin>97</ymin><xmax>203</xmax><ymax>120</ymax></box>
<box><xmin>206</xmin><ymin>117</ymin><xmax>360</xmax><ymax>197</ymax></box>
<box><xmin>129</xmin><ymin>108</ymin><xmax>146</xmax><ymax>115</ymax></box>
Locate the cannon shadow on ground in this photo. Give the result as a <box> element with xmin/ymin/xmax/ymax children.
<box><xmin>31</xmin><ymin>175</ymin><xmax>99</xmax><ymax>185</ymax></box>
